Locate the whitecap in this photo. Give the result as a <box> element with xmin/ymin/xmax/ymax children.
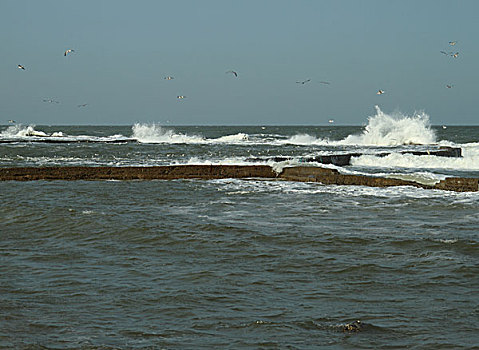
<box><xmin>132</xmin><ymin>123</ymin><xmax>204</xmax><ymax>143</ymax></box>
<box><xmin>279</xmin><ymin>106</ymin><xmax>437</xmax><ymax>147</ymax></box>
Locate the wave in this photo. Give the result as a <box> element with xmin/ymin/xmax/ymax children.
<box><xmin>131</xmin><ymin>123</ymin><xmax>249</xmax><ymax>144</ymax></box>
<box><xmin>0</xmin><ymin>125</ymin><xmax>50</xmax><ymax>138</ymax></box>
<box><xmin>132</xmin><ymin>123</ymin><xmax>205</xmax><ymax>143</ymax></box>
<box><xmin>281</xmin><ymin>134</ymin><xmax>327</xmax><ymax>145</ymax></box>
<box><xmin>351</xmin><ymin>143</ymin><xmax>479</xmax><ymax>170</ymax></box>
<box><xmin>342</xmin><ymin>106</ymin><xmax>436</xmax><ymax>146</ymax></box>
<box><xmin>0</xmin><ymin>125</ymin><xmax>130</xmax><ymax>142</ymax></box>
<box><xmin>281</xmin><ymin>106</ymin><xmax>437</xmax><ymax>146</ymax></box>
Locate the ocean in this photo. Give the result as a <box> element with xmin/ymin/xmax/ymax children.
<box><xmin>1</xmin><ymin>107</ymin><xmax>478</xmax><ymax>349</ymax></box>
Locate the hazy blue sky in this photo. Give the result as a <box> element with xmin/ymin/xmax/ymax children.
<box><xmin>1</xmin><ymin>0</ymin><xmax>478</xmax><ymax>125</ymax></box>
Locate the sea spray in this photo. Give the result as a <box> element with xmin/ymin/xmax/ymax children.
<box><xmin>0</xmin><ymin>125</ymin><xmax>50</xmax><ymax>137</ymax></box>
<box><xmin>132</xmin><ymin>123</ymin><xmax>204</xmax><ymax>143</ymax></box>
<box><xmin>281</xmin><ymin>106</ymin><xmax>437</xmax><ymax>146</ymax></box>
<box><xmin>351</xmin><ymin>149</ymin><xmax>479</xmax><ymax>171</ymax></box>
<box><xmin>342</xmin><ymin>106</ymin><xmax>436</xmax><ymax>146</ymax></box>
<box><xmin>131</xmin><ymin>123</ymin><xmax>250</xmax><ymax>144</ymax></box>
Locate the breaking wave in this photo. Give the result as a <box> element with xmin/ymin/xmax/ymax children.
<box><xmin>282</xmin><ymin>106</ymin><xmax>437</xmax><ymax>146</ymax></box>
<box><xmin>342</xmin><ymin>106</ymin><xmax>436</xmax><ymax>146</ymax></box>
<box><xmin>131</xmin><ymin>123</ymin><xmax>249</xmax><ymax>144</ymax></box>
<box><xmin>0</xmin><ymin>125</ymin><xmax>51</xmax><ymax>138</ymax></box>
<box><xmin>132</xmin><ymin>123</ymin><xmax>205</xmax><ymax>143</ymax></box>
<box><xmin>351</xmin><ymin>143</ymin><xmax>479</xmax><ymax>171</ymax></box>
<box><xmin>0</xmin><ymin>125</ymin><xmax>127</xmax><ymax>142</ymax></box>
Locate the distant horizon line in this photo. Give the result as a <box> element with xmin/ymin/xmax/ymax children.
<box><xmin>2</xmin><ymin>123</ymin><xmax>478</xmax><ymax>127</ymax></box>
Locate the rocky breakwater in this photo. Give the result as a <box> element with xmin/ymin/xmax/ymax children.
<box><xmin>0</xmin><ymin>165</ymin><xmax>277</xmax><ymax>181</ymax></box>
<box><xmin>0</xmin><ymin>165</ymin><xmax>477</xmax><ymax>192</ymax></box>
<box><xmin>278</xmin><ymin>166</ymin><xmax>478</xmax><ymax>192</ymax></box>
<box><xmin>248</xmin><ymin>146</ymin><xmax>462</xmax><ymax>167</ymax></box>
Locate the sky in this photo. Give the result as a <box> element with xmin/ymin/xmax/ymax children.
<box><xmin>1</xmin><ymin>0</ymin><xmax>478</xmax><ymax>125</ymax></box>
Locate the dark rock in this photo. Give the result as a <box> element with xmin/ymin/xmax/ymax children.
<box><xmin>342</xmin><ymin>320</ymin><xmax>363</xmax><ymax>332</ymax></box>
<box><xmin>249</xmin><ymin>147</ymin><xmax>462</xmax><ymax>166</ymax></box>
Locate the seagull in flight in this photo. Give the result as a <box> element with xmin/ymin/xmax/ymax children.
<box><xmin>77</xmin><ymin>103</ymin><xmax>88</xmax><ymax>107</ymax></box>
<box><xmin>64</xmin><ymin>49</ymin><xmax>75</xmax><ymax>56</ymax></box>
<box><xmin>164</xmin><ymin>76</ymin><xmax>174</xmax><ymax>80</ymax></box>
<box><xmin>43</xmin><ymin>98</ymin><xmax>60</xmax><ymax>104</ymax></box>
<box><xmin>440</xmin><ymin>51</ymin><xmax>459</xmax><ymax>58</ymax></box>
<box><xmin>177</xmin><ymin>95</ymin><xmax>186</xmax><ymax>99</ymax></box>
<box><xmin>449</xmin><ymin>41</ymin><xmax>458</xmax><ymax>46</ymax></box>
<box><xmin>226</xmin><ymin>70</ymin><xmax>238</xmax><ymax>77</ymax></box>
<box><xmin>296</xmin><ymin>79</ymin><xmax>311</xmax><ymax>84</ymax></box>
<box><xmin>377</xmin><ymin>90</ymin><xmax>385</xmax><ymax>95</ymax></box>
<box><xmin>446</xmin><ymin>84</ymin><xmax>454</xmax><ymax>89</ymax></box>
<box><xmin>17</xmin><ymin>64</ymin><xmax>25</xmax><ymax>70</ymax></box>
<box><xmin>319</xmin><ymin>81</ymin><xmax>331</xmax><ymax>85</ymax></box>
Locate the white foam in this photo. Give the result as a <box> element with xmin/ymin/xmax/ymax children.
<box><xmin>351</xmin><ymin>146</ymin><xmax>479</xmax><ymax>171</ymax></box>
<box><xmin>1</xmin><ymin>125</ymin><xmax>50</xmax><ymax>138</ymax></box>
<box><xmin>132</xmin><ymin>123</ymin><xmax>204</xmax><ymax>143</ymax></box>
<box><xmin>438</xmin><ymin>239</ymin><xmax>458</xmax><ymax>244</ymax></box>
<box><xmin>0</xmin><ymin>125</ymin><xmax>131</xmax><ymax>142</ymax></box>
<box><xmin>132</xmin><ymin>123</ymin><xmax>252</xmax><ymax>144</ymax></box>
<box><xmin>214</xmin><ymin>133</ymin><xmax>249</xmax><ymax>143</ymax></box>
<box><xmin>281</xmin><ymin>134</ymin><xmax>329</xmax><ymax>145</ymax></box>
<box><xmin>280</xmin><ymin>106</ymin><xmax>437</xmax><ymax>146</ymax></box>
<box><xmin>341</xmin><ymin>106</ymin><xmax>436</xmax><ymax>146</ymax></box>
<box><xmin>383</xmin><ymin>172</ymin><xmax>445</xmax><ymax>186</ymax></box>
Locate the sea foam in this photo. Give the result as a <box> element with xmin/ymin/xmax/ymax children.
<box><xmin>132</xmin><ymin>123</ymin><xmax>249</xmax><ymax>144</ymax></box>
<box><xmin>1</xmin><ymin>125</ymin><xmax>50</xmax><ymax>138</ymax></box>
<box><xmin>342</xmin><ymin>106</ymin><xmax>436</xmax><ymax>146</ymax></box>
<box><xmin>132</xmin><ymin>123</ymin><xmax>205</xmax><ymax>143</ymax></box>
<box><xmin>351</xmin><ymin>142</ymin><xmax>479</xmax><ymax>171</ymax></box>
<box><xmin>282</xmin><ymin>106</ymin><xmax>437</xmax><ymax>146</ymax></box>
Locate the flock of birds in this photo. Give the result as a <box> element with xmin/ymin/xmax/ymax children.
<box><xmin>11</xmin><ymin>41</ymin><xmax>460</xmax><ymax>125</ymax></box>
<box><xmin>373</xmin><ymin>41</ymin><xmax>460</xmax><ymax>96</ymax></box>
<box><xmin>15</xmin><ymin>49</ymin><xmax>88</xmax><ymax>116</ymax></box>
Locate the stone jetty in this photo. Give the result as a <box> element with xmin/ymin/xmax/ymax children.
<box><xmin>248</xmin><ymin>146</ymin><xmax>462</xmax><ymax>166</ymax></box>
<box><xmin>0</xmin><ymin>165</ymin><xmax>477</xmax><ymax>192</ymax></box>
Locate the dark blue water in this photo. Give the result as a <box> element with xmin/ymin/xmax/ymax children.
<box><xmin>1</xmin><ymin>125</ymin><xmax>478</xmax><ymax>349</ymax></box>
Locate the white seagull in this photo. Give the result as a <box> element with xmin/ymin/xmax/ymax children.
<box><xmin>449</xmin><ymin>41</ymin><xmax>458</xmax><ymax>46</ymax></box>
<box><xmin>64</xmin><ymin>49</ymin><xmax>75</xmax><ymax>56</ymax></box>
<box><xmin>18</xmin><ymin>64</ymin><xmax>25</xmax><ymax>70</ymax></box>
<box><xmin>226</xmin><ymin>70</ymin><xmax>238</xmax><ymax>77</ymax></box>
<box><xmin>177</xmin><ymin>95</ymin><xmax>186</xmax><ymax>99</ymax></box>
<box><xmin>77</xmin><ymin>103</ymin><xmax>88</xmax><ymax>107</ymax></box>
<box><xmin>377</xmin><ymin>90</ymin><xmax>385</xmax><ymax>95</ymax></box>
<box><xmin>164</xmin><ymin>76</ymin><xmax>174</xmax><ymax>80</ymax></box>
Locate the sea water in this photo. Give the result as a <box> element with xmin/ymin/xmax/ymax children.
<box><xmin>1</xmin><ymin>107</ymin><xmax>478</xmax><ymax>349</ymax></box>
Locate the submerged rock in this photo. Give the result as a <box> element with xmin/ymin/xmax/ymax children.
<box><xmin>342</xmin><ymin>320</ymin><xmax>363</xmax><ymax>332</ymax></box>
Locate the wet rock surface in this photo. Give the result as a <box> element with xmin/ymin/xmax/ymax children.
<box><xmin>248</xmin><ymin>146</ymin><xmax>462</xmax><ymax>166</ymax></box>
<box><xmin>0</xmin><ymin>165</ymin><xmax>477</xmax><ymax>192</ymax></box>
<box><xmin>342</xmin><ymin>320</ymin><xmax>364</xmax><ymax>333</ymax></box>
